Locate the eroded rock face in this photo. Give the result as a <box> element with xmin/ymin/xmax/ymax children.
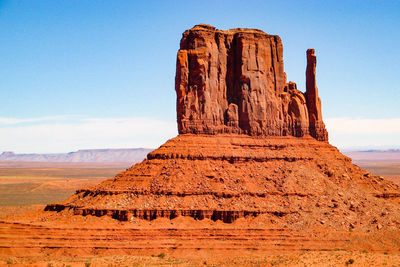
<box><xmin>306</xmin><ymin>48</ymin><xmax>329</xmax><ymax>141</ymax></box>
<box><xmin>176</xmin><ymin>24</ymin><xmax>328</xmax><ymax>141</ymax></box>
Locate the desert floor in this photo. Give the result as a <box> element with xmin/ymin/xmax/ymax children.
<box><xmin>0</xmin><ymin>159</ymin><xmax>399</xmax><ymax>266</ymax></box>
<box><xmin>0</xmin><ymin>162</ymin><xmax>129</xmax><ymax>209</ymax></box>
<box><xmin>1</xmin><ymin>250</ymin><xmax>400</xmax><ymax>266</ymax></box>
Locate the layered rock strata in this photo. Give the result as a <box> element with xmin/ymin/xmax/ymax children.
<box><xmin>46</xmin><ymin>134</ymin><xmax>400</xmax><ymax>227</ymax></box>
<box><xmin>176</xmin><ymin>24</ymin><xmax>328</xmax><ymax>141</ymax></box>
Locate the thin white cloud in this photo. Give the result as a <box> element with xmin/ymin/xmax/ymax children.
<box><xmin>0</xmin><ymin>115</ymin><xmax>77</xmax><ymax>125</ymax></box>
<box><xmin>325</xmin><ymin>117</ymin><xmax>400</xmax><ymax>149</ymax></box>
<box><xmin>0</xmin><ymin>116</ymin><xmax>398</xmax><ymax>153</ymax></box>
<box><xmin>0</xmin><ymin>116</ymin><xmax>178</xmax><ymax>153</ymax></box>
<box><xmin>325</xmin><ymin>118</ymin><xmax>400</xmax><ymax>134</ymax></box>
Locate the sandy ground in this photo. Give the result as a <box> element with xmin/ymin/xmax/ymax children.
<box><xmin>0</xmin><ymin>205</ymin><xmax>45</xmax><ymax>218</ymax></box>
<box><xmin>1</xmin><ymin>250</ymin><xmax>400</xmax><ymax>266</ymax></box>
<box><xmin>0</xmin><ymin>163</ymin><xmax>126</xmax><ymax>206</ymax></box>
<box><xmin>355</xmin><ymin>160</ymin><xmax>400</xmax><ymax>185</ymax></box>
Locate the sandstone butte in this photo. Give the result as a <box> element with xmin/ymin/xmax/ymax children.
<box><xmin>1</xmin><ymin>24</ymin><xmax>400</xmax><ymax>257</ymax></box>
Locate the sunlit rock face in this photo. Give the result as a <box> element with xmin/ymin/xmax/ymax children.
<box><xmin>176</xmin><ymin>24</ymin><xmax>328</xmax><ymax>141</ymax></box>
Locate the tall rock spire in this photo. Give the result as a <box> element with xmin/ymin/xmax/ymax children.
<box><xmin>306</xmin><ymin>49</ymin><xmax>328</xmax><ymax>141</ymax></box>
<box><xmin>175</xmin><ymin>24</ymin><xmax>328</xmax><ymax>141</ymax></box>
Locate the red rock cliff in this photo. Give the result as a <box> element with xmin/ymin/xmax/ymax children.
<box><xmin>176</xmin><ymin>24</ymin><xmax>328</xmax><ymax>141</ymax></box>
<box><xmin>306</xmin><ymin>48</ymin><xmax>329</xmax><ymax>141</ymax></box>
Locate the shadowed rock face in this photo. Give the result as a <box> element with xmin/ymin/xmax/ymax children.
<box><xmin>176</xmin><ymin>24</ymin><xmax>328</xmax><ymax>141</ymax></box>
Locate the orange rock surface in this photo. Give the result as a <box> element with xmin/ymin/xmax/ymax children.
<box><xmin>45</xmin><ymin>134</ymin><xmax>400</xmax><ymax>232</ymax></box>
<box><xmin>176</xmin><ymin>24</ymin><xmax>328</xmax><ymax>141</ymax></box>
<box><xmin>1</xmin><ymin>25</ymin><xmax>400</xmax><ymax>259</ymax></box>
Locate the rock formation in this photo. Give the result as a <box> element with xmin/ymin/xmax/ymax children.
<box><xmin>305</xmin><ymin>48</ymin><xmax>328</xmax><ymax>141</ymax></box>
<box><xmin>43</xmin><ymin>25</ymin><xmax>400</xmax><ymax>233</ymax></box>
<box><xmin>176</xmin><ymin>24</ymin><xmax>328</xmax><ymax>141</ymax></box>
<box><xmin>45</xmin><ymin>134</ymin><xmax>400</xmax><ymax>227</ymax></box>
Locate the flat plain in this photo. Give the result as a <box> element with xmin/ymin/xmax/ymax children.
<box><xmin>344</xmin><ymin>150</ymin><xmax>400</xmax><ymax>185</ymax></box>
<box><xmin>0</xmin><ymin>161</ymin><xmax>130</xmax><ymax>218</ymax></box>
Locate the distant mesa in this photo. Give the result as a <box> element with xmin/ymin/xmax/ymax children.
<box><xmin>343</xmin><ymin>149</ymin><xmax>400</xmax><ymax>161</ymax></box>
<box><xmin>0</xmin><ymin>151</ymin><xmax>15</xmax><ymax>157</ymax></box>
<box><xmin>0</xmin><ymin>148</ymin><xmax>153</xmax><ymax>163</ymax></box>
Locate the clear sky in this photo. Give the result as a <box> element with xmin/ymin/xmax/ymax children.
<box><xmin>1</xmin><ymin>0</ymin><xmax>399</xmax><ymax>153</ymax></box>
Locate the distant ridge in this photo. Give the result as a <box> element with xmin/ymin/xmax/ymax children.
<box><xmin>361</xmin><ymin>149</ymin><xmax>400</xmax><ymax>153</ymax></box>
<box><xmin>343</xmin><ymin>149</ymin><xmax>400</xmax><ymax>161</ymax></box>
<box><xmin>0</xmin><ymin>148</ymin><xmax>153</xmax><ymax>163</ymax></box>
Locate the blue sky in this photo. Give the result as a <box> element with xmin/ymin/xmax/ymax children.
<box><xmin>1</xmin><ymin>0</ymin><xmax>399</xmax><ymax>153</ymax></box>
